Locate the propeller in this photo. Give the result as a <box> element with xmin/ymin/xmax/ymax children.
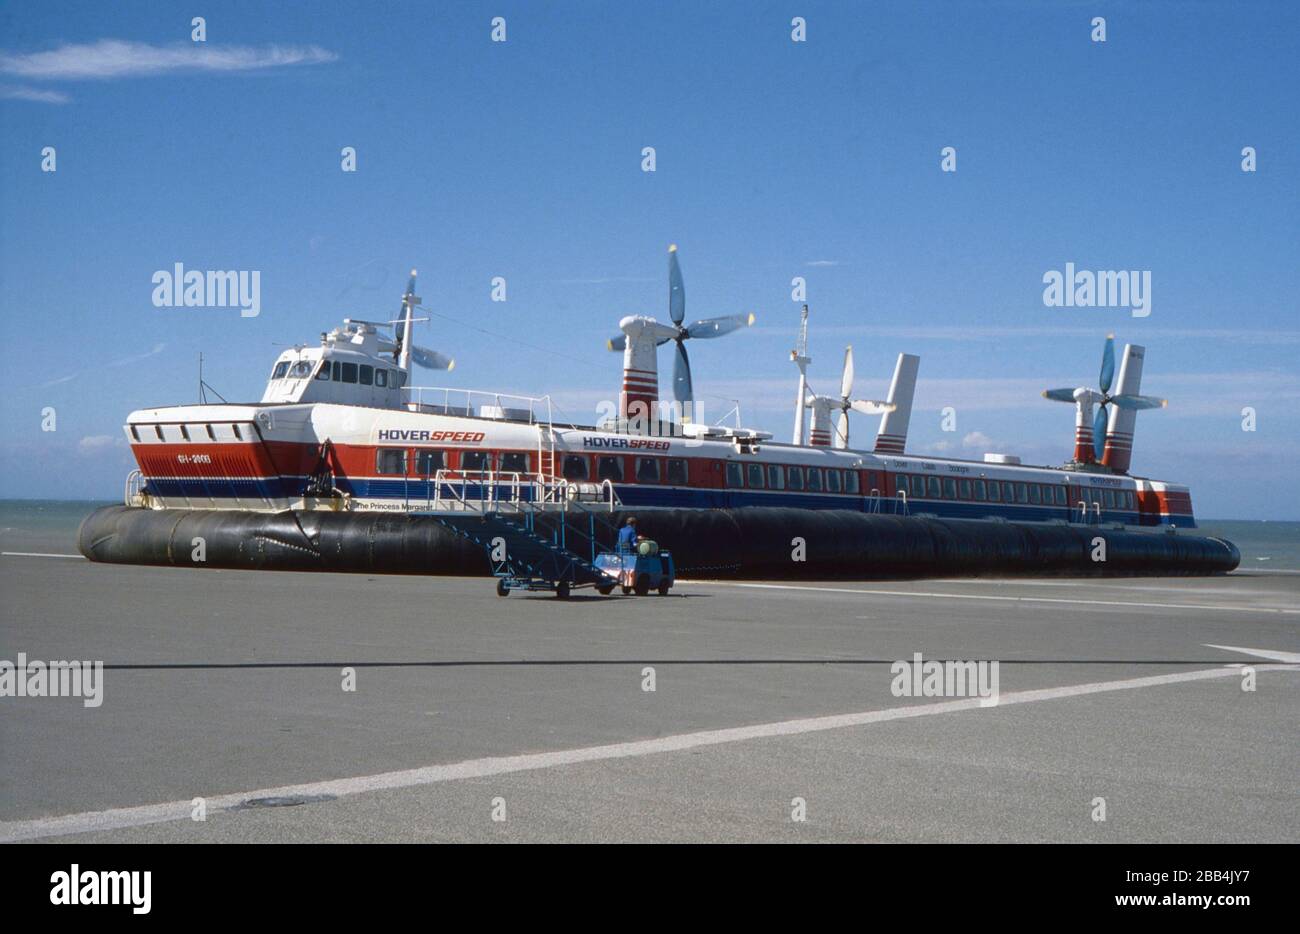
<box><xmin>1043</xmin><ymin>334</ymin><xmax>1166</xmax><ymax>461</ymax></box>
<box><xmin>804</xmin><ymin>346</ymin><xmax>894</xmax><ymax>448</ymax></box>
<box><xmin>410</xmin><ymin>346</ymin><xmax>454</xmax><ymax>371</ymax></box>
<box><xmin>605</xmin><ymin>244</ymin><xmax>755</xmax><ymax>415</ymax></box>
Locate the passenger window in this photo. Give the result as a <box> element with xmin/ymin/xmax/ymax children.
<box><xmin>1027</xmin><ymin>484</ymin><xmax>1040</xmax><ymax>504</ymax></box>
<box><xmin>316</xmin><ymin>361</ymin><xmax>331</xmax><ymax>380</ymax></box>
<box><xmin>725</xmin><ymin>462</ymin><xmax>744</xmax><ymax>488</ymax></box>
<box><xmin>375</xmin><ymin>369</ymin><xmax>388</xmax><ymax>388</ymax></box>
<box><xmin>500</xmin><ymin>452</ymin><xmax>529</xmax><ymax>474</ymax></box>
<box><xmin>974</xmin><ymin>479</ymin><xmax>986</xmax><ymax>501</ymax></box>
<box><xmin>415</xmin><ymin>449</ymin><xmax>445</xmax><ymax>475</ymax></box>
<box><xmin>1055</xmin><ymin>487</ymin><xmax>1067</xmax><ymax>506</ymax></box>
<box><xmin>359</xmin><ymin>365</ymin><xmax>374</xmax><ymax>386</ymax></box>
<box><xmin>787</xmin><ymin>467</ymin><xmax>804</xmax><ymax>491</ymax></box>
<box><xmin>1016</xmin><ymin>482</ymin><xmax>1029</xmax><ymax>504</ymax></box>
<box><xmin>1003</xmin><ymin>481</ymin><xmax>1016</xmax><ymax>502</ymax></box>
<box><xmin>959</xmin><ymin>479</ymin><xmax>972</xmax><ymax>499</ymax></box>
<box><xmin>376</xmin><ymin>449</ymin><xmax>407</xmax><ymax>475</ymax></box>
<box><xmin>806</xmin><ymin>468</ymin><xmax>823</xmax><ymax>492</ymax></box>
<box><xmin>928</xmin><ymin>477</ymin><xmax>942</xmax><ymax>499</ymax></box>
<box><xmin>637</xmin><ymin>457</ymin><xmax>661</xmax><ymax>483</ymax></box>
<box><xmin>461</xmin><ymin>451</ymin><xmax>488</xmax><ymax>472</ymax></box>
<box><xmin>562</xmin><ymin>454</ymin><xmax>589</xmax><ymax>481</ymax></box>
<box><xmin>597</xmin><ymin>455</ymin><xmax>624</xmax><ymax>482</ymax></box>
<box><xmin>747</xmin><ymin>463</ymin><xmax>765</xmax><ymax>488</ymax></box>
<box><xmin>824</xmin><ymin>469</ymin><xmax>840</xmax><ymax>493</ymax></box>
<box><xmin>943</xmin><ymin>478</ymin><xmax>957</xmax><ymax>499</ymax></box>
<box><xmin>1104</xmin><ymin>489</ymin><xmax>1115</xmax><ymax>508</ymax></box>
<box><xmin>912</xmin><ymin>475</ymin><xmax>926</xmax><ymax>498</ymax></box>
<box><xmin>844</xmin><ymin>471</ymin><xmax>859</xmax><ymax>494</ymax></box>
<box><xmin>767</xmin><ymin>465</ymin><xmax>785</xmax><ymax>490</ymax></box>
<box><xmin>272</xmin><ymin>361</ymin><xmax>290</xmax><ymax>379</ymax></box>
<box><xmin>666</xmin><ymin>458</ymin><xmax>688</xmax><ymax>485</ymax></box>
<box><xmin>988</xmin><ymin>480</ymin><xmax>1000</xmax><ymax>502</ymax></box>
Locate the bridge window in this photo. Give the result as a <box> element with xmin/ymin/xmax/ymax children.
<box><xmin>666</xmin><ymin>458</ymin><xmax>688</xmax><ymax>485</ymax></box>
<box><xmin>341</xmin><ymin>362</ymin><xmax>358</xmax><ymax>383</ymax></box>
<box><xmin>376</xmin><ymin>449</ymin><xmax>406</xmax><ymax>475</ymax></box>
<box><xmin>359</xmin><ymin>364</ymin><xmax>373</xmax><ymax>386</ymax></box>
<box><xmin>747</xmin><ymin>463</ymin><xmax>765</xmax><ymax>488</ymax></box>
<box><xmin>943</xmin><ymin>478</ymin><xmax>957</xmax><ymax>499</ymax></box>
<box><xmin>375</xmin><ymin>369</ymin><xmax>388</xmax><ymax>387</ymax></box>
<box><xmin>959</xmin><ymin>479</ymin><xmax>972</xmax><ymax>499</ymax></box>
<box><xmin>826</xmin><ymin>469</ymin><xmax>841</xmax><ymax>493</ymax></box>
<box><xmin>271</xmin><ymin>361</ymin><xmax>290</xmax><ymax>379</ymax></box>
<box><xmin>787</xmin><ymin>467</ymin><xmax>804</xmax><ymax>491</ymax></box>
<box><xmin>461</xmin><ymin>451</ymin><xmax>488</xmax><ymax>472</ymax></box>
<box><xmin>767</xmin><ymin>464</ymin><xmax>785</xmax><ymax>490</ymax></box>
<box><xmin>232</xmin><ymin>424</ymin><xmax>242</xmax><ymax>440</ymax></box>
<box><xmin>316</xmin><ymin>361</ymin><xmax>331</xmax><ymax>380</ymax></box>
<box><xmin>561</xmin><ymin>454</ymin><xmax>589</xmax><ymax>481</ymax></box>
<box><xmin>974</xmin><ymin>479</ymin><xmax>986</xmax><ymax>501</ymax></box>
<box><xmin>415</xmin><ymin>450</ymin><xmax>445</xmax><ymax>475</ymax></box>
<box><xmin>725</xmin><ymin>462</ymin><xmax>744</xmax><ymax>488</ymax></box>
<box><xmin>806</xmin><ymin>468</ymin><xmax>823</xmax><ymax>492</ymax></box>
<box><xmin>844</xmin><ymin>471</ymin><xmax>859</xmax><ymax>494</ymax></box>
<box><xmin>597</xmin><ymin>455</ymin><xmax>624</xmax><ymax>482</ymax></box>
<box><xmin>500</xmin><ymin>452</ymin><xmax>529</xmax><ymax>474</ymax></box>
<box><xmin>637</xmin><ymin>457</ymin><xmax>661</xmax><ymax>483</ymax></box>
<box><xmin>289</xmin><ymin>361</ymin><xmax>313</xmax><ymax>378</ymax></box>
<box><xmin>206</xmin><ymin>424</ymin><xmax>216</xmax><ymax>441</ymax></box>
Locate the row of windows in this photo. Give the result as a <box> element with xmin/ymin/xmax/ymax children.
<box><xmin>270</xmin><ymin>359</ymin><xmax>404</xmax><ymax>388</ymax></box>
<box><xmin>895</xmin><ymin>473</ymin><xmax>1137</xmax><ymax>510</ymax></box>
<box><xmin>561</xmin><ymin>454</ymin><xmax>690</xmax><ymax>485</ymax></box>
<box><xmin>130</xmin><ymin>423</ymin><xmax>242</xmax><ymax>442</ymax></box>
<box><xmin>724</xmin><ymin>461</ymin><xmax>862</xmax><ymax>494</ymax></box>
<box><xmin>375</xmin><ymin>449</ymin><xmax>531</xmax><ymax>476</ymax></box>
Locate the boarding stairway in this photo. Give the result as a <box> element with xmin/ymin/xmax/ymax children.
<box><xmin>428</xmin><ymin>475</ymin><xmax>625</xmax><ymax>597</ymax></box>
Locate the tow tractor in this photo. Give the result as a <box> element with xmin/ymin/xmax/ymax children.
<box><xmin>593</xmin><ymin>544</ymin><xmax>676</xmax><ymax>596</ymax></box>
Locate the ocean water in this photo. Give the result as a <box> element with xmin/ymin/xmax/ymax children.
<box><xmin>1</xmin><ymin>500</ymin><xmax>1298</xmax><ymax>570</ymax></box>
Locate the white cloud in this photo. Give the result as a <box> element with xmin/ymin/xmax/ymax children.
<box><xmin>0</xmin><ymin>39</ymin><xmax>337</xmax><ymax>81</ymax></box>
<box><xmin>0</xmin><ymin>84</ymin><xmax>69</xmax><ymax>103</ymax></box>
<box><xmin>77</xmin><ymin>435</ymin><xmax>118</xmax><ymax>454</ymax></box>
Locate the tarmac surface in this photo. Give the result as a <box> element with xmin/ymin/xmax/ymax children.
<box><xmin>1</xmin><ymin>527</ymin><xmax>1297</xmax><ymax>843</ymax></box>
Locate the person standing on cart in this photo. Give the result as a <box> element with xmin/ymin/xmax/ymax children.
<box><xmin>617</xmin><ymin>517</ymin><xmax>638</xmax><ymax>554</ymax></box>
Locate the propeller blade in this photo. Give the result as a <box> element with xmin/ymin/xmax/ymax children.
<box><xmin>1042</xmin><ymin>388</ymin><xmax>1078</xmax><ymax>403</ymax></box>
<box><xmin>1093</xmin><ymin>404</ymin><xmax>1109</xmax><ymax>461</ymax></box>
<box><xmin>835</xmin><ymin>408</ymin><xmax>850</xmax><ymax>449</ymax></box>
<box><xmin>850</xmin><ymin>399</ymin><xmax>895</xmax><ymax>415</ymax></box>
<box><xmin>672</xmin><ymin>339</ymin><xmax>692</xmax><ymax>406</ymax></box>
<box><xmin>1111</xmin><ymin>394</ymin><xmax>1167</xmax><ymax>411</ymax></box>
<box><xmin>684</xmin><ymin>313</ymin><xmax>754</xmax><ymax>339</ymax></box>
<box><xmin>668</xmin><ymin>244</ymin><xmax>685</xmax><ymax>326</ymax></box>
<box><xmin>607</xmin><ymin>334</ymin><xmax>627</xmax><ymax>352</ymax></box>
<box><xmin>410</xmin><ymin>346</ymin><xmax>454</xmax><ymax>370</ymax></box>
<box><xmin>1099</xmin><ymin>334</ymin><xmax>1115</xmax><ymax>394</ymax></box>
<box><xmin>840</xmin><ymin>345</ymin><xmax>855</xmax><ymax>400</ymax></box>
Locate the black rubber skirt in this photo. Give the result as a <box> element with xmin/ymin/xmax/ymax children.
<box><xmin>78</xmin><ymin>505</ymin><xmax>1240</xmax><ymax>579</ymax></box>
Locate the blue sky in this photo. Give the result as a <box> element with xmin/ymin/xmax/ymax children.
<box><xmin>1</xmin><ymin>0</ymin><xmax>1296</xmax><ymax>518</ymax></box>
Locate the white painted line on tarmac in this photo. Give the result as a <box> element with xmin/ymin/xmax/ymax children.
<box><xmin>1204</xmin><ymin>644</ymin><xmax>1300</xmax><ymax>664</ymax></box>
<box><xmin>3</xmin><ymin>662</ymin><xmax>1294</xmax><ymax>843</ymax></box>
<box><xmin>688</xmin><ymin>581</ymin><xmax>1300</xmax><ymax>615</ymax></box>
<box><xmin>1</xmin><ymin>551</ymin><xmax>83</xmax><ymax>559</ymax></box>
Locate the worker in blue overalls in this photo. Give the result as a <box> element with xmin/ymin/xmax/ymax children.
<box><xmin>617</xmin><ymin>517</ymin><xmax>638</xmax><ymax>554</ymax></box>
